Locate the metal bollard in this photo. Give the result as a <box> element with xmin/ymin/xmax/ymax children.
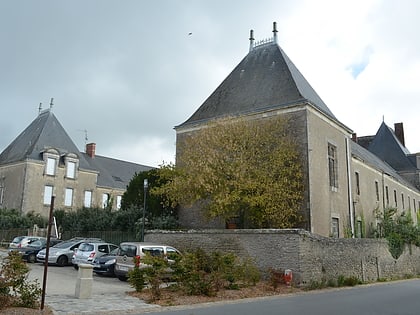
<box><xmin>75</xmin><ymin>264</ymin><xmax>93</xmax><ymax>299</ymax></box>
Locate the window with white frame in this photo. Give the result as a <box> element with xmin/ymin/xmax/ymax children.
<box><xmin>84</xmin><ymin>191</ymin><xmax>92</xmax><ymax>208</ymax></box>
<box><xmin>64</xmin><ymin>188</ymin><xmax>73</xmax><ymax>207</ymax></box>
<box><xmin>102</xmin><ymin>193</ymin><xmax>110</xmax><ymax>208</ymax></box>
<box><xmin>116</xmin><ymin>195</ymin><xmax>122</xmax><ymax>210</ymax></box>
<box><xmin>44</xmin><ymin>185</ymin><xmax>53</xmax><ymax>205</ymax></box>
<box><xmin>46</xmin><ymin>157</ymin><xmax>56</xmax><ymax>176</ymax></box>
<box><xmin>66</xmin><ymin>161</ymin><xmax>76</xmax><ymax>179</ymax></box>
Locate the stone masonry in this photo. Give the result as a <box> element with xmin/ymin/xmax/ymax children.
<box><xmin>145</xmin><ymin>229</ymin><xmax>420</xmax><ymax>286</ymax></box>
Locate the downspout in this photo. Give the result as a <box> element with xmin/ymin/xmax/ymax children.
<box><xmin>345</xmin><ymin>138</ymin><xmax>355</xmax><ymax>237</ymax></box>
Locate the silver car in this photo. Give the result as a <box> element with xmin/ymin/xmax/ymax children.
<box><xmin>36</xmin><ymin>237</ymin><xmax>102</xmax><ymax>266</ymax></box>
<box><xmin>114</xmin><ymin>242</ymin><xmax>181</xmax><ymax>281</ymax></box>
<box><xmin>72</xmin><ymin>241</ymin><xmax>118</xmax><ymax>269</ymax></box>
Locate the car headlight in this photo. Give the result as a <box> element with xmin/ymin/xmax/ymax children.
<box><xmin>105</xmin><ymin>259</ymin><xmax>116</xmax><ymax>265</ymax></box>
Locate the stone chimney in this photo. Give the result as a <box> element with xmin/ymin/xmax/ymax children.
<box><xmin>394</xmin><ymin>123</ymin><xmax>405</xmax><ymax>147</ymax></box>
<box><xmin>86</xmin><ymin>143</ymin><xmax>96</xmax><ymax>158</ymax></box>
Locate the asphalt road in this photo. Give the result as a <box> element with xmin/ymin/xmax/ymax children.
<box><xmin>140</xmin><ymin>279</ymin><xmax>420</xmax><ymax>315</ymax></box>
<box><xmin>2</xmin><ymin>249</ymin><xmax>419</xmax><ymax>315</ymax></box>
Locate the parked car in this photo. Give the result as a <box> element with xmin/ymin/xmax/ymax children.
<box><xmin>9</xmin><ymin>238</ymin><xmax>62</xmax><ymax>263</ymax></box>
<box><xmin>92</xmin><ymin>247</ymin><xmax>119</xmax><ymax>276</ymax></box>
<box><xmin>8</xmin><ymin>236</ymin><xmax>26</xmax><ymax>249</ymax></box>
<box><xmin>36</xmin><ymin>237</ymin><xmax>102</xmax><ymax>266</ymax></box>
<box><xmin>72</xmin><ymin>241</ymin><xmax>118</xmax><ymax>269</ymax></box>
<box><xmin>9</xmin><ymin>236</ymin><xmax>46</xmax><ymax>249</ymax></box>
<box><xmin>114</xmin><ymin>242</ymin><xmax>181</xmax><ymax>281</ymax></box>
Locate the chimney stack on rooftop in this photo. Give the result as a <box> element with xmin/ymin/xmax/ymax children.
<box><xmin>273</xmin><ymin>21</ymin><xmax>278</xmax><ymax>44</ymax></box>
<box><xmin>394</xmin><ymin>122</ymin><xmax>405</xmax><ymax>147</ymax></box>
<box><xmin>249</xmin><ymin>29</ymin><xmax>255</xmax><ymax>52</ymax></box>
<box><xmin>86</xmin><ymin>143</ymin><xmax>96</xmax><ymax>158</ymax></box>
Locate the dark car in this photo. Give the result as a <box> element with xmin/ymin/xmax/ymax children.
<box><xmin>92</xmin><ymin>247</ymin><xmax>119</xmax><ymax>276</ymax></box>
<box><xmin>10</xmin><ymin>238</ymin><xmax>62</xmax><ymax>263</ymax></box>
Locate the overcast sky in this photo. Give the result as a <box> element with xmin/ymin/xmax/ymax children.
<box><xmin>1</xmin><ymin>0</ymin><xmax>419</xmax><ymax>167</ymax></box>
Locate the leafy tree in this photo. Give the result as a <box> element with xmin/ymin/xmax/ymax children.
<box><xmin>374</xmin><ymin>207</ymin><xmax>420</xmax><ymax>258</ymax></box>
<box><xmin>121</xmin><ymin>169</ymin><xmax>178</xmax><ymax>229</ymax></box>
<box><xmin>156</xmin><ymin>116</ymin><xmax>304</xmax><ymax>228</ymax></box>
<box><xmin>0</xmin><ymin>208</ymin><xmax>47</xmax><ymax>229</ymax></box>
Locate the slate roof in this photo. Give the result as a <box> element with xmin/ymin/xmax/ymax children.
<box><xmin>367</xmin><ymin>122</ymin><xmax>416</xmax><ymax>172</ymax></box>
<box><xmin>0</xmin><ymin>109</ymin><xmax>152</xmax><ymax>189</ymax></box>
<box><xmin>0</xmin><ymin>110</ymin><xmax>91</xmax><ymax>169</ymax></box>
<box><xmin>178</xmin><ymin>41</ymin><xmax>344</xmax><ymax>129</ymax></box>
<box><xmin>351</xmin><ymin>140</ymin><xmax>417</xmax><ymax>191</ymax></box>
<box><xmin>82</xmin><ymin>153</ymin><xmax>151</xmax><ymax>189</ymax></box>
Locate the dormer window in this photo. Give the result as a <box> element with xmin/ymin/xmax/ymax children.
<box><xmin>46</xmin><ymin>157</ymin><xmax>57</xmax><ymax>176</ymax></box>
<box><xmin>64</xmin><ymin>153</ymin><xmax>79</xmax><ymax>179</ymax></box>
<box><xmin>43</xmin><ymin>148</ymin><xmax>60</xmax><ymax>176</ymax></box>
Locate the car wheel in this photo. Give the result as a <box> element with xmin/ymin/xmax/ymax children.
<box><xmin>73</xmin><ymin>264</ymin><xmax>79</xmax><ymax>270</ymax></box>
<box><xmin>28</xmin><ymin>254</ymin><xmax>36</xmax><ymax>263</ymax></box>
<box><xmin>117</xmin><ymin>276</ymin><xmax>127</xmax><ymax>281</ymax></box>
<box><xmin>57</xmin><ymin>255</ymin><xmax>68</xmax><ymax>267</ymax></box>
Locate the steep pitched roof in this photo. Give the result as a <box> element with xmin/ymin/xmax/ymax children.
<box><xmin>0</xmin><ymin>109</ymin><xmax>153</xmax><ymax>190</ymax></box>
<box><xmin>351</xmin><ymin>140</ymin><xmax>417</xmax><ymax>191</ymax></box>
<box><xmin>368</xmin><ymin>122</ymin><xmax>415</xmax><ymax>172</ymax></box>
<box><xmin>82</xmin><ymin>154</ymin><xmax>152</xmax><ymax>189</ymax></box>
<box><xmin>178</xmin><ymin>41</ymin><xmax>340</xmax><ymax>128</ymax></box>
<box><xmin>0</xmin><ymin>109</ymin><xmax>90</xmax><ymax>169</ymax></box>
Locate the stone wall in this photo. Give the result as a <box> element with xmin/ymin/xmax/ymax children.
<box><xmin>145</xmin><ymin>229</ymin><xmax>420</xmax><ymax>286</ymax></box>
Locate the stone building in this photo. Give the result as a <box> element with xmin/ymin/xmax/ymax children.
<box><xmin>175</xmin><ymin>22</ymin><xmax>420</xmax><ymax>237</ymax></box>
<box><xmin>0</xmin><ymin>107</ymin><xmax>152</xmax><ymax>217</ymax></box>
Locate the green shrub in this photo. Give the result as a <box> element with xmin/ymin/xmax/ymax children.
<box><xmin>343</xmin><ymin>276</ymin><xmax>361</xmax><ymax>286</ymax></box>
<box><xmin>128</xmin><ymin>263</ymin><xmax>146</xmax><ymax>292</ymax></box>
<box><xmin>0</xmin><ymin>250</ymin><xmax>42</xmax><ymax>309</ymax></box>
<box><xmin>172</xmin><ymin>249</ymin><xmax>259</xmax><ymax>296</ymax></box>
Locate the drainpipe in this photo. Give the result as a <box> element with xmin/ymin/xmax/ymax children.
<box><xmin>345</xmin><ymin>138</ymin><xmax>355</xmax><ymax>237</ymax></box>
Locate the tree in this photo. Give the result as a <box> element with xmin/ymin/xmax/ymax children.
<box><xmin>374</xmin><ymin>207</ymin><xmax>420</xmax><ymax>259</ymax></box>
<box><xmin>121</xmin><ymin>169</ymin><xmax>178</xmax><ymax>229</ymax></box>
<box><xmin>156</xmin><ymin>116</ymin><xmax>304</xmax><ymax>228</ymax></box>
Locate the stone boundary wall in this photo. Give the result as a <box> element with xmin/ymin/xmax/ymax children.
<box><xmin>145</xmin><ymin>229</ymin><xmax>420</xmax><ymax>285</ymax></box>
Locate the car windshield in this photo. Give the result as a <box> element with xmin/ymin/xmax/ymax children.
<box><xmin>108</xmin><ymin>247</ymin><xmax>118</xmax><ymax>255</ymax></box>
<box><xmin>79</xmin><ymin>243</ymin><xmax>94</xmax><ymax>251</ymax></box>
